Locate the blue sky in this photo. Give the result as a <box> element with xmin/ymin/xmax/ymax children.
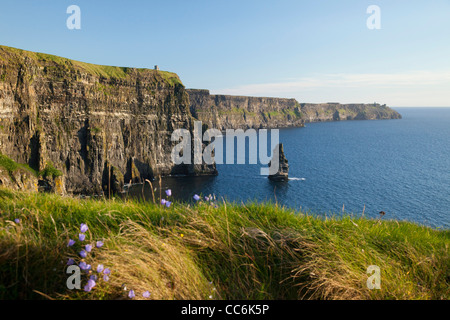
<box><xmin>0</xmin><ymin>0</ymin><xmax>449</xmax><ymax>106</ymax></box>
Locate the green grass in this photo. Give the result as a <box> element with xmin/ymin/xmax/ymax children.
<box><xmin>0</xmin><ymin>153</ymin><xmax>62</xmax><ymax>180</ymax></box>
<box><xmin>91</xmin><ymin>126</ymin><xmax>102</xmax><ymax>134</ymax></box>
<box><xmin>154</xmin><ymin>69</ymin><xmax>183</xmax><ymax>87</ymax></box>
<box><xmin>0</xmin><ymin>188</ymin><xmax>448</xmax><ymax>300</ymax></box>
<box><xmin>266</xmin><ymin>111</ymin><xmax>281</xmax><ymax>117</ymax></box>
<box><xmin>263</xmin><ymin>109</ymin><xmax>302</xmax><ymax>119</ymax></box>
<box><xmin>0</xmin><ymin>45</ymin><xmax>182</xmax><ymax>86</ymax></box>
<box><xmin>39</xmin><ymin>163</ymin><xmax>62</xmax><ymax>179</ymax></box>
<box><xmin>217</xmin><ymin>108</ymin><xmax>302</xmax><ymax>119</ymax></box>
<box><xmin>0</xmin><ymin>153</ymin><xmax>38</xmax><ymax>177</ymax></box>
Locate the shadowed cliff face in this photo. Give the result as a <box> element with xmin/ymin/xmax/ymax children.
<box><xmin>0</xmin><ymin>46</ymin><xmax>216</xmax><ymax>194</ymax></box>
<box><xmin>187</xmin><ymin>89</ymin><xmax>401</xmax><ymax>130</ymax></box>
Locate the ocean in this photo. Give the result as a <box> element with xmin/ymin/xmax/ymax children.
<box><xmin>145</xmin><ymin>107</ymin><xmax>450</xmax><ymax>229</ymax></box>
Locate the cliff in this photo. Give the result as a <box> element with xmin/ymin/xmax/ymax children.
<box><xmin>187</xmin><ymin>89</ymin><xmax>401</xmax><ymax>129</ymax></box>
<box><xmin>0</xmin><ymin>45</ymin><xmax>401</xmax><ymax>195</ymax></box>
<box><xmin>300</xmin><ymin>102</ymin><xmax>402</xmax><ymax>122</ymax></box>
<box><xmin>0</xmin><ymin>45</ymin><xmax>216</xmax><ymax>194</ymax></box>
<box><xmin>187</xmin><ymin>89</ymin><xmax>304</xmax><ymax>130</ymax></box>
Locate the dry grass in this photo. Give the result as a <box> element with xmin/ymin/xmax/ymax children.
<box><xmin>92</xmin><ymin>220</ymin><xmax>213</xmax><ymax>300</ymax></box>
<box><xmin>0</xmin><ymin>188</ymin><xmax>448</xmax><ymax>300</ymax></box>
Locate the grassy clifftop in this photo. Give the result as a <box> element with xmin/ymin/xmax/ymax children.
<box><xmin>0</xmin><ymin>188</ymin><xmax>448</xmax><ymax>300</ymax></box>
<box><xmin>0</xmin><ymin>45</ymin><xmax>182</xmax><ymax>86</ymax></box>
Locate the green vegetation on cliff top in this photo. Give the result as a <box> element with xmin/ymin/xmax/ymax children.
<box><xmin>0</xmin><ymin>45</ymin><xmax>182</xmax><ymax>86</ymax></box>
<box><xmin>0</xmin><ymin>188</ymin><xmax>447</xmax><ymax>300</ymax></box>
<box><xmin>0</xmin><ymin>153</ymin><xmax>62</xmax><ymax>180</ymax></box>
<box><xmin>0</xmin><ymin>153</ymin><xmax>37</xmax><ymax>177</ymax></box>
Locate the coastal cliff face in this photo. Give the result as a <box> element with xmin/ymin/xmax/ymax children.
<box><xmin>187</xmin><ymin>89</ymin><xmax>401</xmax><ymax>129</ymax></box>
<box><xmin>0</xmin><ymin>46</ymin><xmax>216</xmax><ymax>194</ymax></box>
<box><xmin>0</xmin><ymin>45</ymin><xmax>401</xmax><ymax>195</ymax></box>
<box><xmin>187</xmin><ymin>89</ymin><xmax>304</xmax><ymax>130</ymax></box>
<box><xmin>300</xmin><ymin>102</ymin><xmax>402</xmax><ymax>122</ymax></box>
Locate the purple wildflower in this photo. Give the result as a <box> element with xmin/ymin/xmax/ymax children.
<box><xmin>79</xmin><ymin>233</ymin><xmax>86</xmax><ymax>242</ymax></box>
<box><xmin>90</xmin><ymin>275</ymin><xmax>98</xmax><ymax>281</ymax></box>
<box><xmin>79</xmin><ymin>261</ymin><xmax>88</xmax><ymax>270</ymax></box>
<box><xmin>165</xmin><ymin>189</ymin><xmax>172</xmax><ymax>197</ymax></box>
<box><xmin>96</xmin><ymin>241</ymin><xmax>104</xmax><ymax>248</ymax></box>
<box><xmin>205</xmin><ymin>196</ymin><xmax>210</xmax><ymax>201</ymax></box>
<box><xmin>193</xmin><ymin>194</ymin><xmax>200</xmax><ymax>201</ymax></box>
<box><xmin>103</xmin><ymin>275</ymin><xmax>110</xmax><ymax>282</ymax></box>
<box><xmin>128</xmin><ymin>289</ymin><xmax>135</xmax><ymax>299</ymax></box>
<box><xmin>103</xmin><ymin>268</ymin><xmax>111</xmax><ymax>275</ymax></box>
<box><xmin>85</xmin><ymin>244</ymin><xmax>93</xmax><ymax>253</ymax></box>
<box><xmin>67</xmin><ymin>258</ymin><xmax>75</xmax><ymax>266</ymax></box>
<box><xmin>85</xmin><ymin>264</ymin><xmax>91</xmax><ymax>271</ymax></box>
<box><xmin>87</xmin><ymin>279</ymin><xmax>96</xmax><ymax>289</ymax></box>
<box><xmin>84</xmin><ymin>284</ymin><xmax>92</xmax><ymax>292</ymax></box>
<box><xmin>67</xmin><ymin>239</ymin><xmax>76</xmax><ymax>247</ymax></box>
<box><xmin>143</xmin><ymin>291</ymin><xmax>151</xmax><ymax>298</ymax></box>
<box><xmin>165</xmin><ymin>201</ymin><xmax>171</xmax><ymax>208</ymax></box>
<box><xmin>14</xmin><ymin>218</ymin><xmax>20</xmax><ymax>224</ymax></box>
<box><xmin>79</xmin><ymin>250</ymin><xmax>87</xmax><ymax>258</ymax></box>
<box><xmin>161</xmin><ymin>199</ymin><xmax>166</xmax><ymax>205</ymax></box>
<box><xmin>96</xmin><ymin>264</ymin><xmax>104</xmax><ymax>273</ymax></box>
<box><xmin>80</xmin><ymin>223</ymin><xmax>88</xmax><ymax>233</ymax></box>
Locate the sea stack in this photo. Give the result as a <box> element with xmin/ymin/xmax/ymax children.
<box><xmin>268</xmin><ymin>143</ymin><xmax>289</xmax><ymax>181</ymax></box>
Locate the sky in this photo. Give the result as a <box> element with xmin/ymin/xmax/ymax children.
<box><xmin>0</xmin><ymin>0</ymin><xmax>449</xmax><ymax>106</ymax></box>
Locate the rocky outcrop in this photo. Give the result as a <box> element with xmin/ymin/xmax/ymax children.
<box><xmin>0</xmin><ymin>167</ymin><xmax>38</xmax><ymax>192</ymax></box>
<box><xmin>187</xmin><ymin>90</ymin><xmax>401</xmax><ymax>130</ymax></box>
<box><xmin>268</xmin><ymin>144</ymin><xmax>289</xmax><ymax>182</ymax></box>
<box><xmin>0</xmin><ymin>45</ymin><xmax>216</xmax><ymax>195</ymax></box>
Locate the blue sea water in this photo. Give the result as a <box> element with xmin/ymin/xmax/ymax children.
<box><xmin>157</xmin><ymin>107</ymin><xmax>450</xmax><ymax>229</ymax></box>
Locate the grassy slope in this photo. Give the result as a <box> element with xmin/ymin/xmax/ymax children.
<box><xmin>0</xmin><ymin>188</ymin><xmax>448</xmax><ymax>300</ymax></box>
<box><xmin>0</xmin><ymin>153</ymin><xmax>37</xmax><ymax>175</ymax></box>
<box><xmin>0</xmin><ymin>153</ymin><xmax>62</xmax><ymax>179</ymax></box>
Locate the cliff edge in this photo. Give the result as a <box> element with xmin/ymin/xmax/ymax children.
<box><xmin>0</xmin><ymin>45</ymin><xmax>216</xmax><ymax>194</ymax></box>
<box><xmin>187</xmin><ymin>89</ymin><xmax>401</xmax><ymax>130</ymax></box>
